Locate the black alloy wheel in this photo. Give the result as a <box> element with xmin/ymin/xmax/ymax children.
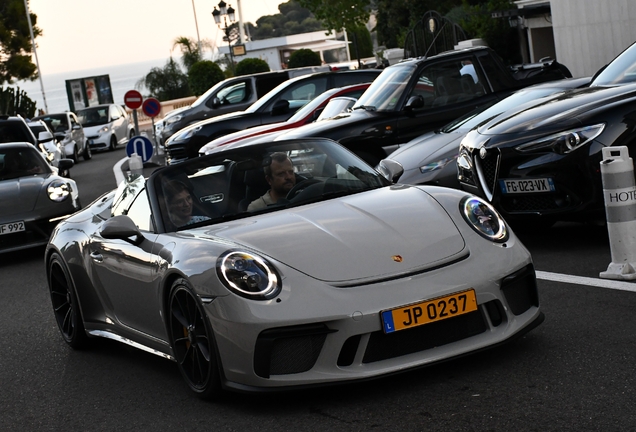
<box><xmin>109</xmin><ymin>136</ymin><xmax>117</xmax><ymax>151</ymax></box>
<box><xmin>72</xmin><ymin>144</ymin><xmax>80</xmax><ymax>162</ymax></box>
<box><xmin>48</xmin><ymin>253</ymin><xmax>87</xmax><ymax>349</ymax></box>
<box><xmin>83</xmin><ymin>142</ymin><xmax>92</xmax><ymax>160</ymax></box>
<box><xmin>168</xmin><ymin>278</ymin><xmax>221</xmax><ymax>398</ymax></box>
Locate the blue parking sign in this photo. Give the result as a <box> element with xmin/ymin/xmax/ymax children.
<box><xmin>126</xmin><ymin>136</ymin><xmax>154</xmax><ymax>163</ymax></box>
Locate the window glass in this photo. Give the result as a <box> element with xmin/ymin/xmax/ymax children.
<box><xmin>410</xmin><ymin>58</ymin><xmax>486</xmax><ymax>110</ymax></box>
<box><xmin>126</xmin><ymin>189</ymin><xmax>153</xmax><ymax>231</ymax></box>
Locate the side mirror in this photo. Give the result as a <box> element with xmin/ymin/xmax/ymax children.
<box><xmin>271</xmin><ymin>99</ymin><xmax>290</xmax><ymax>116</ymax></box>
<box><xmin>212</xmin><ymin>97</ymin><xmax>221</xmax><ymax>107</ymax></box>
<box><xmin>376</xmin><ymin>159</ymin><xmax>404</xmax><ymax>183</ymax></box>
<box><xmin>404</xmin><ymin>95</ymin><xmax>424</xmax><ymax>110</ymax></box>
<box><xmin>57</xmin><ymin>158</ymin><xmax>74</xmax><ymax>171</ymax></box>
<box><xmin>38</xmin><ymin>131</ymin><xmax>54</xmax><ymax>143</ymax></box>
<box><xmin>100</xmin><ymin>215</ymin><xmax>144</xmax><ymax>245</ymax></box>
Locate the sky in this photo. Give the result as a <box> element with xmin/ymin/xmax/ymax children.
<box><xmin>26</xmin><ymin>0</ymin><xmax>286</xmax><ymax>75</ymax></box>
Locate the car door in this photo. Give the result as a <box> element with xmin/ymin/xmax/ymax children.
<box><xmin>109</xmin><ymin>104</ymin><xmax>126</xmax><ymax>144</ymax></box>
<box><xmin>203</xmin><ymin>79</ymin><xmax>254</xmax><ymax>118</ymax></box>
<box><xmin>86</xmin><ymin>188</ymin><xmax>166</xmax><ymax>339</ymax></box>
<box><xmin>262</xmin><ymin>76</ymin><xmax>329</xmax><ymax>124</ymax></box>
<box><xmin>69</xmin><ymin>113</ymin><xmax>85</xmax><ymax>152</ymax></box>
<box><xmin>395</xmin><ymin>55</ymin><xmax>499</xmax><ymax>146</ymax></box>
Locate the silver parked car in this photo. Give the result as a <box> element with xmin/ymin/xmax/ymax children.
<box><xmin>32</xmin><ymin>112</ymin><xmax>91</xmax><ymax>162</ymax></box>
<box><xmin>77</xmin><ymin>104</ymin><xmax>134</xmax><ymax>151</ymax></box>
<box><xmin>46</xmin><ymin>137</ymin><xmax>542</xmax><ymax>398</ymax></box>
<box><xmin>0</xmin><ymin>142</ymin><xmax>79</xmax><ymax>253</ymax></box>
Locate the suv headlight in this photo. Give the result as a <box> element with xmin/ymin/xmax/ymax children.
<box><xmin>172</xmin><ymin>126</ymin><xmax>202</xmax><ymax>143</ymax></box>
<box><xmin>515</xmin><ymin>124</ymin><xmax>605</xmax><ymax>154</ymax></box>
<box><xmin>460</xmin><ymin>195</ymin><xmax>508</xmax><ymax>242</ymax></box>
<box><xmin>47</xmin><ymin>180</ymin><xmax>71</xmax><ymax>202</ymax></box>
<box><xmin>217</xmin><ymin>250</ymin><xmax>281</xmax><ymax>300</ymax></box>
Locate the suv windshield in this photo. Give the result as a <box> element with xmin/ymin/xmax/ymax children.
<box><xmin>353</xmin><ymin>62</ymin><xmax>417</xmax><ymax>112</ymax></box>
<box><xmin>592</xmin><ymin>42</ymin><xmax>636</xmax><ymax>86</ymax></box>
<box><xmin>77</xmin><ymin>107</ymin><xmax>109</xmax><ymax>127</ymax></box>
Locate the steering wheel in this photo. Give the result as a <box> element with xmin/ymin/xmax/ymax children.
<box><xmin>286</xmin><ymin>178</ymin><xmax>322</xmax><ymax>199</ymax></box>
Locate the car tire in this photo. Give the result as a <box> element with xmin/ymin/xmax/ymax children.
<box><xmin>47</xmin><ymin>252</ymin><xmax>88</xmax><ymax>349</ymax></box>
<box><xmin>109</xmin><ymin>135</ymin><xmax>117</xmax><ymax>151</ymax></box>
<box><xmin>168</xmin><ymin>278</ymin><xmax>221</xmax><ymax>399</ymax></box>
<box><xmin>83</xmin><ymin>142</ymin><xmax>92</xmax><ymax>160</ymax></box>
<box><xmin>72</xmin><ymin>144</ymin><xmax>80</xmax><ymax>163</ymax></box>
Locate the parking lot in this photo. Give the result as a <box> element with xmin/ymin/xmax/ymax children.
<box><xmin>0</xmin><ymin>148</ymin><xmax>634</xmax><ymax>431</ymax></box>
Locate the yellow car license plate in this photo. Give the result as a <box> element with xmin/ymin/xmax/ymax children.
<box><xmin>381</xmin><ymin>289</ymin><xmax>478</xmax><ymax>334</ymax></box>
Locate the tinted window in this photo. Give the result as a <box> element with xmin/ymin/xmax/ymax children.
<box><xmin>333</xmin><ymin>71</ymin><xmax>379</xmax><ymax>87</ymax></box>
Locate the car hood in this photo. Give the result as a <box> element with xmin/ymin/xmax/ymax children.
<box><xmin>0</xmin><ymin>175</ymin><xmax>48</xmax><ymax>216</ymax></box>
<box><xmin>278</xmin><ymin>109</ymin><xmax>367</xmax><ymax>139</ymax></box>
<box><xmin>82</xmin><ymin>124</ymin><xmax>111</xmax><ymax>133</ymax></box>
<box><xmin>199</xmin><ymin>121</ymin><xmax>290</xmax><ymax>153</ymax></box>
<box><xmin>477</xmin><ymin>84</ymin><xmax>636</xmax><ymax>136</ymax></box>
<box><xmin>197</xmin><ymin>186</ymin><xmax>466</xmax><ymax>283</ymax></box>
<box><xmin>388</xmin><ymin>131</ymin><xmax>462</xmax><ymax>172</ymax></box>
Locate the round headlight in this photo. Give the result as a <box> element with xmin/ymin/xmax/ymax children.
<box><xmin>460</xmin><ymin>195</ymin><xmax>508</xmax><ymax>242</ymax></box>
<box><xmin>47</xmin><ymin>181</ymin><xmax>71</xmax><ymax>202</ymax></box>
<box><xmin>217</xmin><ymin>251</ymin><xmax>281</xmax><ymax>300</ymax></box>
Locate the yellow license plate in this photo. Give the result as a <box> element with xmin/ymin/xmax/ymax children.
<box><xmin>381</xmin><ymin>289</ymin><xmax>478</xmax><ymax>334</ymax></box>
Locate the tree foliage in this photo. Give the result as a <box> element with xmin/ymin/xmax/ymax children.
<box><xmin>248</xmin><ymin>1</ymin><xmax>324</xmax><ymax>40</ymax></box>
<box><xmin>288</xmin><ymin>49</ymin><xmax>322</xmax><ymax>68</ymax></box>
<box><xmin>235</xmin><ymin>58</ymin><xmax>270</xmax><ymax>76</ymax></box>
<box><xmin>136</xmin><ymin>57</ymin><xmax>190</xmax><ymax>101</ymax></box>
<box><xmin>296</xmin><ymin>0</ymin><xmax>371</xmax><ymax>32</ymax></box>
<box><xmin>188</xmin><ymin>60</ymin><xmax>225</xmax><ymax>96</ymax></box>
<box><xmin>0</xmin><ymin>0</ymin><xmax>41</xmax><ymax>84</ymax></box>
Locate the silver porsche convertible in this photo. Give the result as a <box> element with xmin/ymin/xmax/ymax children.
<box><xmin>45</xmin><ymin>137</ymin><xmax>543</xmax><ymax>397</ymax></box>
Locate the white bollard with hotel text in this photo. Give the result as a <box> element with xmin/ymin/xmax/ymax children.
<box><xmin>599</xmin><ymin>146</ymin><xmax>636</xmax><ymax>280</ymax></box>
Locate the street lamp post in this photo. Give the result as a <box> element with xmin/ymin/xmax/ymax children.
<box><xmin>212</xmin><ymin>1</ymin><xmax>237</xmax><ymax>72</ymax></box>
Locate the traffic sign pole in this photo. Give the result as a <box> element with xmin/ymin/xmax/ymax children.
<box><xmin>124</xmin><ymin>90</ymin><xmax>144</xmax><ymax>137</ymax></box>
<box><xmin>141</xmin><ymin>97</ymin><xmax>162</xmax><ymax>164</ymax></box>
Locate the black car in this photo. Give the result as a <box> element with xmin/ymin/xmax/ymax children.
<box><xmin>164</xmin><ymin>69</ymin><xmax>382</xmax><ymax>164</ymax></box>
<box><xmin>277</xmin><ymin>46</ymin><xmax>572</xmax><ymax>165</ymax></box>
<box><xmin>457</xmin><ymin>41</ymin><xmax>636</xmax><ymax>226</ymax></box>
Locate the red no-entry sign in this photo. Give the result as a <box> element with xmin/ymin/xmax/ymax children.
<box><xmin>142</xmin><ymin>97</ymin><xmax>161</xmax><ymax>118</ymax></box>
<box><xmin>124</xmin><ymin>90</ymin><xmax>143</xmax><ymax>110</ymax></box>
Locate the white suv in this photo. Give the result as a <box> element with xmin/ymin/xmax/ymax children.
<box><xmin>77</xmin><ymin>104</ymin><xmax>134</xmax><ymax>151</ymax></box>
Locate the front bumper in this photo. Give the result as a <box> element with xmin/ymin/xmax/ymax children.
<box><xmin>204</xmin><ymin>236</ymin><xmax>541</xmax><ymax>391</ymax></box>
<box><xmin>0</xmin><ymin>200</ymin><xmax>80</xmax><ymax>253</ymax></box>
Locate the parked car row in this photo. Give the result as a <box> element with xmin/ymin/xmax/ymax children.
<box><xmin>10</xmin><ymin>39</ymin><xmax>636</xmax><ymax>401</ymax></box>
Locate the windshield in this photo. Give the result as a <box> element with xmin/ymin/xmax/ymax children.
<box><xmin>284</xmin><ymin>88</ymin><xmax>340</xmax><ymax>123</ymax></box>
<box><xmin>592</xmin><ymin>42</ymin><xmax>636</xmax><ymax>86</ymax></box>
<box><xmin>353</xmin><ymin>62</ymin><xmax>416</xmax><ymax>112</ymax></box>
<box><xmin>77</xmin><ymin>106</ymin><xmax>109</xmax><ymax>127</ymax></box>
<box><xmin>33</xmin><ymin>114</ymin><xmax>68</xmax><ymax>133</ymax></box>
<box><xmin>149</xmin><ymin>139</ymin><xmax>390</xmax><ymax>232</ymax></box>
<box><xmin>441</xmin><ymin>86</ymin><xmax>574</xmax><ymax>133</ymax></box>
<box><xmin>0</xmin><ymin>146</ymin><xmax>50</xmax><ymax>180</ymax></box>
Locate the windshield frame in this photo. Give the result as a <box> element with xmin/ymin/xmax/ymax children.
<box><xmin>352</xmin><ymin>62</ymin><xmax>417</xmax><ymax>113</ymax></box>
<box><xmin>147</xmin><ymin>138</ymin><xmax>391</xmax><ymax>233</ymax></box>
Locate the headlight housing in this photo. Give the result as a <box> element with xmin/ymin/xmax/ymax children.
<box><xmin>420</xmin><ymin>156</ymin><xmax>455</xmax><ymax>173</ymax></box>
<box><xmin>172</xmin><ymin>126</ymin><xmax>202</xmax><ymax>143</ymax></box>
<box><xmin>217</xmin><ymin>250</ymin><xmax>281</xmax><ymax>300</ymax></box>
<box><xmin>97</xmin><ymin>125</ymin><xmax>109</xmax><ymax>135</ymax></box>
<box><xmin>460</xmin><ymin>195</ymin><xmax>508</xmax><ymax>242</ymax></box>
<box><xmin>515</xmin><ymin>124</ymin><xmax>605</xmax><ymax>154</ymax></box>
<box><xmin>47</xmin><ymin>181</ymin><xmax>71</xmax><ymax>202</ymax></box>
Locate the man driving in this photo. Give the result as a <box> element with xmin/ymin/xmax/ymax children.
<box><xmin>247</xmin><ymin>152</ymin><xmax>296</xmax><ymax>211</ymax></box>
